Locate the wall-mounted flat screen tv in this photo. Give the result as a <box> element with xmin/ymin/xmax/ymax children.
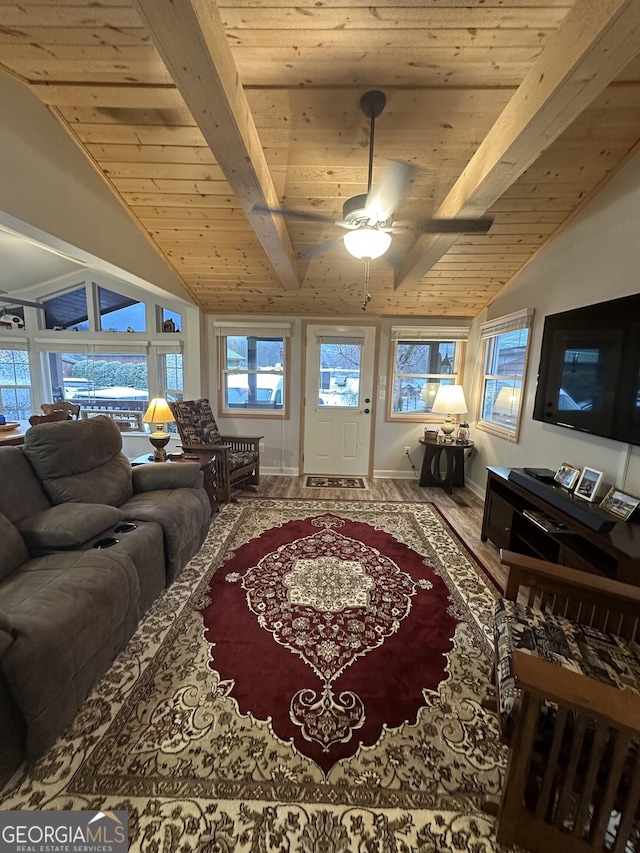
<box><xmin>533</xmin><ymin>293</ymin><xmax>640</xmax><ymax>445</ymax></box>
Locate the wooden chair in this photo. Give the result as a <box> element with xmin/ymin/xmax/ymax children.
<box><xmin>169</xmin><ymin>398</ymin><xmax>262</xmax><ymax>502</ymax></box>
<box><xmin>40</xmin><ymin>401</ymin><xmax>81</xmax><ymax>419</ymax></box>
<box><xmin>29</xmin><ymin>410</ymin><xmax>73</xmax><ymax>426</ymax></box>
<box><xmin>488</xmin><ymin>550</ymin><xmax>640</xmax><ymax>853</ymax></box>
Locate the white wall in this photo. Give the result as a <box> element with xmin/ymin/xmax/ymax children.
<box><xmin>464</xmin><ymin>149</ymin><xmax>640</xmax><ymax>499</ymax></box>
<box><xmin>0</xmin><ymin>74</ymin><xmax>193</xmax><ymax>304</ymax></box>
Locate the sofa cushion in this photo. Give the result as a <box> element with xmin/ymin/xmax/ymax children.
<box><xmin>0</xmin><ymin>548</ymin><xmax>140</xmax><ymax>759</ymax></box>
<box><xmin>494</xmin><ymin>597</ymin><xmax>640</xmax><ymax>734</ymax></box>
<box><xmin>17</xmin><ymin>503</ymin><xmax>124</xmax><ymax>552</ymax></box>
<box><xmin>0</xmin><ymin>512</ymin><xmax>28</xmax><ymax>582</ymax></box>
<box><xmin>0</xmin><ymin>447</ymin><xmax>52</xmax><ymax>524</ymax></box>
<box><xmin>23</xmin><ymin>415</ymin><xmax>134</xmax><ymax>507</ymax></box>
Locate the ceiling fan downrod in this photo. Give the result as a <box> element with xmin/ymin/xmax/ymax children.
<box><xmin>360</xmin><ymin>90</ymin><xmax>386</xmax><ymax>195</ymax></box>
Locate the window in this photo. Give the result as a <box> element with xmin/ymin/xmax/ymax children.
<box><xmin>477</xmin><ymin>309</ymin><xmax>533</xmax><ymax>441</ymax></box>
<box><xmin>388</xmin><ymin>326</ymin><xmax>468</xmax><ymax>421</ymax></box>
<box><xmin>44</xmin><ymin>286</ymin><xmax>89</xmax><ymax>330</ymax></box>
<box><xmin>317</xmin><ymin>336</ymin><xmax>363</xmax><ymax>408</ymax></box>
<box><xmin>98</xmin><ymin>286</ymin><xmax>145</xmax><ymax>332</ymax></box>
<box><xmin>162</xmin><ymin>307</ymin><xmax>182</xmax><ymax>333</ymax></box>
<box><xmin>0</xmin><ymin>348</ymin><xmax>31</xmax><ymax>420</ymax></box>
<box><xmin>215</xmin><ymin>323</ymin><xmax>290</xmax><ymax>416</ymax></box>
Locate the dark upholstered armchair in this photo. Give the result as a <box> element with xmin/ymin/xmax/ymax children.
<box><xmin>487</xmin><ymin>550</ymin><xmax>640</xmax><ymax>853</ymax></box>
<box><xmin>169</xmin><ymin>398</ymin><xmax>261</xmax><ymax>502</ymax></box>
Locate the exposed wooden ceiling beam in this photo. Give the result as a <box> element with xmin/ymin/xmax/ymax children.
<box><xmin>132</xmin><ymin>0</ymin><xmax>300</xmax><ymax>291</ymax></box>
<box><xmin>394</xmin><ymin>0</ymin><xmax>640</xmax><ymax>292</ymax></box>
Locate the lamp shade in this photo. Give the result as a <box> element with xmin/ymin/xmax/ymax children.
<box><xmin>143</xmin><ymin>398</ymin><xmax>174</xmax><ymax>427</ymax></box>
<box><xmin>431</xmin><ymin>384</ymin><xmax>468</xmax><ymax>415</ymax></box>
<box><xmin>343</xmin><ymin>227</ymin><xmax>392</xmax><ymax>260</ymax></box>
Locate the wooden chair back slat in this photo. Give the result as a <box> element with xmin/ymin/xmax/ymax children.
<box><xmin>41</xmin><ymin>401</ymin><xmax>80</xmax><ymax>419</ymax></box>
<box><xmin>29</xmin><ymin>410</ymin><xmax>71</xmax><ymax>425</ymax></box>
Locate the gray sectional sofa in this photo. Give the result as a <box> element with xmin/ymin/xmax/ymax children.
<box><xmin>0</xmin><ymin>415</ymin><xmax>211</xmax><ymax>788</ymax></box>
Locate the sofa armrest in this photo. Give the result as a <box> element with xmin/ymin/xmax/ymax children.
<box><xmin>17</xmin><ymin>504</ymin><xmax>123</xmax><ymax>552</ymax></box>
<box><xmin>133</xmin><ymin>462</ymin><xmax>202</xmax><ymax>493</ymax></box>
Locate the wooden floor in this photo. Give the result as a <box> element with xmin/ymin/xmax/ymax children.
<box><xmin>247</xmin><ymin>475</ymin><xmax>507</xmax><ymax>591</ymax></box>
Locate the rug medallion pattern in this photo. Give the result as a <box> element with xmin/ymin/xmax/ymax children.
<box><xmin>0</xmin><ymin>500</ymin><xmax>508</xmax><ymax>852</ymax></box>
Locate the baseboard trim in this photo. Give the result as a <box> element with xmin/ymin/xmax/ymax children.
<box><xmin>372</xmin><ymin>470</ymin><xmax>419</xmax><ymax>480</ymax></box>
<box><xmin>261</xmin><ymin>466</ymin><xmax>299</xmax><ymax>477</ymax></box>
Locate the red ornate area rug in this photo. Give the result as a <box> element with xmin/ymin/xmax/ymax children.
<box><xmin>201</xmin><ymin>513</ymin><xmax>459</xmax><ymax>773</ymax></box>
<box><xmin>1</xmin><ymin>500</ymin><xmax>508</xmax><ymax>853</ymax></box>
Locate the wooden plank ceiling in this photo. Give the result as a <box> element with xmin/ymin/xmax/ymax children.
<box><xmin>1</xmin><ymin>0</ymin><xmax>640</xmax><ymax>317</ymax></box>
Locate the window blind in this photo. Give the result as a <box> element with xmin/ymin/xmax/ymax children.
<box><xmin>214</xmin><ymin>322</ymin><xmax>291</xmax><ymax>338</ymax></box>
<box><xmin>316</xmin><ymin>335</ymin><xmax>364</xmax><ymax>346</ymax></box>
<box><xmin>391</xmin><ymin>325</ymin><xmax>470</xmax><ymax>341</ymax></box>
<box><xmin>479</xmin><ymin>309</ymin><xmax>533</xmax><ymax>340</ymax></box>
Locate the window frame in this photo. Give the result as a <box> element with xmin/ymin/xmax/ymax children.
<box><xmin>216</xmin><ymin>326</ymin><xmax>290</xmax><ymax>418</ymax></box>
<box><xmin>386</xmin><ymin>332</ymin><xmax>466</xmax><ymax>423</ymax></box>
<box><xmin>475</xmin><ymin>309</ymin><xmax>534</xmax><ymax>442</ymax></box>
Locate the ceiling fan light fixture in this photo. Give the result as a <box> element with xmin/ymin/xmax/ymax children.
<box><xmin>343</xmin><ymin>227</ymin><xmax>392</xmax><ymax>260</ymax></box>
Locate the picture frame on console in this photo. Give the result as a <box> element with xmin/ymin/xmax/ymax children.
<box><xmin>600</xmin><ymin>487</ymin><xmax>640</xmax><ymax>521</ymax></box>
<box><xmin>554</xmin><ymin>462</ymin><xmax>581</xmax><ymax>491</ymax></box>
<box><xmin>574</xmin><ymin>467</ymin><xmax>604</xmax><ymax>502</ymax></box>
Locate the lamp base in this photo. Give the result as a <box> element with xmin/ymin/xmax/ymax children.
<box><xmin>149</xmin><ymin>432</ymin><xmax>170</xmax><ymax>462</ymax></box>
<box><xmin>440</xmin><ymin>417</ymin><xmax>456</xmax><ymax>443</ymax></box>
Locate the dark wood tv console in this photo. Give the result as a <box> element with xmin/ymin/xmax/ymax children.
<box><xmin>481</xmin><ymin>467</ymin><xmax>640</xmax><ymax>587</ymax></box>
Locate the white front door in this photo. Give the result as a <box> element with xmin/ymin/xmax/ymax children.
<box><xmin>302</xmin><ymin>324</ymin><xmax>377</xmax><ymax>476</ymax></box>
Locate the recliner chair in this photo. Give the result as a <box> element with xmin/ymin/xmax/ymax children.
<box><xmin>169</xmin><ymin>398</ymin><xmax>261</xmax><ymax>502</ymax></box>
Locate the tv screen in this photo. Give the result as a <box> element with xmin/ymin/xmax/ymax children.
<box><xmin>533</xmin><ymin>293</ymin><xmax>640</xmax><ymax>446</ymax></box>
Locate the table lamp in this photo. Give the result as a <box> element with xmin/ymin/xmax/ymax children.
<box><xmin>431</xmin><ymin>384</ymin><xmax>468</xmax><ymax>442</ymax></box>
<box><xmin>143</xmin><ymin>397</ymin><xmax>175</xmax><ymax>461</ymax></box>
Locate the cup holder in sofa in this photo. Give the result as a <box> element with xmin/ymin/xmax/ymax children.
<box><xmin>93</xmin><ymin>537</ymin><xmax>119</xmax><ymax>549</ymax></box>
<box><xmin>114</xmin><ymin>522</ymin><xmax>137</xmax><ymax>534</ymax></box>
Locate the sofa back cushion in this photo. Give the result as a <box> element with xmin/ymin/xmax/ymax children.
<box><xmin>0</xmin><ymin>447</ymin><xmax>52</xmax><ymax>524</ymax></box>
<box><xmin>23</xmin><ymin>415</ymin><xmax>134</xmax><ymax>507</ymax></box>
<box><xmin>0</xmin><ymin>511</ymin><xmax>28</xmax><ymax>581</ymax></box>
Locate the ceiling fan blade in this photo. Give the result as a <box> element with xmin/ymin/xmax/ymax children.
<box><xmin>364</xmin><ymin>160</ymin><xmax>417</xmax><ymax>223</ymax></box>
<box><xmin>297</xmin><ymin>235</ymin><xmax>346</xmax><ymax>260</ymax></box>
<box><xmin>415</xmin><ymin>216</ymin><xmax>494</xmax><ymax>234</ymax></box>
<box><xmin>252</xmin><ymin>203</ymin><xmax>341</xmax><ymax>226</ymax></box>
<box><xmin>0</xmin><ymin>293</ymin><xmax>44</xmax><ymax>309</ymax></box>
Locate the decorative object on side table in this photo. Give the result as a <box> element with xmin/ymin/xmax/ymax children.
<box><xmin>600</xmin><ymin>487</ymin><xmax>640</xmax><ymax>521</ymax></box>
<box><xmin>553</xmin><ymin>461</ymin><xmax>581</xmax><ymax>491</ymax></box>
<box><xmin>573</xmin><ymin>467</ymin><xmax>604</xmax><ymax>502</ymax></box>
<box><xmin>142</xmin><ymin>397</ymin><xmax>175</xmax><ymax>461</ymax></box>
<box><xmin>431</xmin><ymin>384</ymin><xmax>468</xmax><ymax>443</ymax></box>
<box><xmin>456</xmin><ymin>421</ymin><xmax>470</xmax><ymax>443</ymax></box>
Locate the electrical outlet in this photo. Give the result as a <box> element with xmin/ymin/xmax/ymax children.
<box><xmin>404</xmin><ymin>446</ymin><xmax>411</xmax><ymax>456</ymax></box>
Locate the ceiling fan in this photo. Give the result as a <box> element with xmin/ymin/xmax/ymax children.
<box><xmin>252</xmin><ymin>90</ymin><xmax>494</xmax><ymax>264</ymax></box>
<box><xmin>0</xmin><ymin>291</ymin><xmax>44</xmax><ymax>310</ymax></box>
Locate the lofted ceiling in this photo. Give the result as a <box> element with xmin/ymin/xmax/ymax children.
<box><xmin>1</xmin><ymin>0</ymin><xmax>640</xmax><ymax>318</ymax></box>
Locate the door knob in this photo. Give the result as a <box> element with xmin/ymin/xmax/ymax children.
<box><xmin>364</xmin><ymin>408</ymin><xmax>370</xmax><ymax>414</ymax></box>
